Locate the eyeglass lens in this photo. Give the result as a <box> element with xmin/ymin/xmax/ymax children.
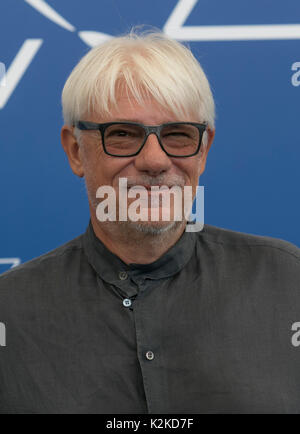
<box><xmin>103</xmin><ymin>123</ymin><xmax>202</xmax><ymax>156</ymax></box>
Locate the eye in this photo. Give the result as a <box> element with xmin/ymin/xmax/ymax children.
<box><xmin>105</xmin><ymin>124</ymin><xmax>143</xmax><ymax>139</ymax></box>
<box><xmin>165</xmin><ymin>131</ymin><xmax>189</xmax><ymax>137</ymax></box>
<box><xmin>107</xmin><ymin>129</ymin><xmax>130</xmax><ymax>137</ymax></box>
<box><xmin>161</xmin><ymin>124</ymin><xmax>198</xmax><ymax>139</ymax></box>
<box><xmin>162</xmin><ymin>130</ymin><xmax>192</xmax><ymax>139</ymax></box>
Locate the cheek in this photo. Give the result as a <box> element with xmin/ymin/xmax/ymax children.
<box><xmin>193</xmin><ymin>155</ymin><xmax>204</xmax><ymax>179</ymax></box>
<box><xmin>175</xmin><ymin>159</ymin><xmax>201</xmax><ymax>185</ymax></box>
<box><xmin>81</xmin><ymin>146</ymin><xmax>103</xmax><ymax>190</ymax></box>
<box><xmin>84</xmin><ymin>149</ymin><xmax>131</xmax><ymax>190</ymax></box>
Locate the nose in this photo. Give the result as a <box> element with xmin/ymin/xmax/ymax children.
<box><xmin>133</xmin><ymin>133</ymin><xmax>172</xmax><ymax>175</ymax></box>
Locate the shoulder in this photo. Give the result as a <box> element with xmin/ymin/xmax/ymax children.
<box><xmin>196</xmin><ymin>224</ymin><xmax>300</xmax><ymax>269</ymax></box>
<box><xmin>0</xmin><ymin>234</ymin><xmax>85</xmax><ymax>291</ymax></box>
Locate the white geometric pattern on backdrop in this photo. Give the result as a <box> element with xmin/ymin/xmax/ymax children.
<box><xmin>2</xmin><ymin>0</ymin><xmax>299</xmax><ymax>110</ymax></box>
<box><xmin>1</xmin><ymin>0</ymin><xmax>298</xmax><ymax>110</ymax></box>
<box><xmin>0</xmin><ymin>258</ymin><xmax>21</xmax><ymax>269</ymax></box>
<box><xmin>25</xmin><ymin>0</ymin><xmax>300</xmax><ymax>44</ymax></box>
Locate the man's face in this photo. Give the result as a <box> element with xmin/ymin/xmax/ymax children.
<box><xmin>64</xmin><ymin>88</ymin><xmax>214</xmax><ymax>235</ymax></box>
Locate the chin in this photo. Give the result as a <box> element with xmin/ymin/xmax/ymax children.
<box><xmin>126</xmin><ymin>220</ymin><xmax>182</xmax><ymax>235</ymax></box>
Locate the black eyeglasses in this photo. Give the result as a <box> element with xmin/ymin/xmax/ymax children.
<box><xmin>74</xmin><ymin>120</ymin><xmax>207</xmax><ymax>158</ymax></box>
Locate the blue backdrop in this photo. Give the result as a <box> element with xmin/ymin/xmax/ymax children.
<box><xmin>1</xmin><ymin>0</ymin><xmax>300</xmax><ymax>273</ymax></box>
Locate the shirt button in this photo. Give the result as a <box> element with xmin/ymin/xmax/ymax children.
<box><xmin>123</xmin><ymin>298</ymin><xmax>132</xmax><ymax>308</ymax></box>
<box><xmin>118</xmin><ymin>271</ymin><xmax>128</xmax><ymax>280</ymax></box>
<box><xmin>145</xmin><ymin>351</ymin><xmax>155</xmax><ymax>361</ymax></box>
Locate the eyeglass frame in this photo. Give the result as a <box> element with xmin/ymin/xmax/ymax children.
<box><xmin>74</xmin><ymin>120</ymin><xmax>208</xmax><ymax>158</ymax></box>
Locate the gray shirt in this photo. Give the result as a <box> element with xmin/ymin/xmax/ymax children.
<box><xmin>0</xmin><ymin>220</ymin><xmax>300</xmax><ymax>414</ymax></box>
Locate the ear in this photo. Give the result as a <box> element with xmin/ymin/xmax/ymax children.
<box><xmin>198</xmin><ymin>127</ymin><xmax>215</xmax><ymax>176</ymax></box>
<box><xmin>61</xmin><ymin>125</ymin><xmax>85</xmax><ymax>178</ymax></box>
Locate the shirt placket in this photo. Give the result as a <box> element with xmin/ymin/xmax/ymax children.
<box><xmin>129</xmin><ymin>274</ymin><xmax>168</xmax><ymax>414</ymax></box>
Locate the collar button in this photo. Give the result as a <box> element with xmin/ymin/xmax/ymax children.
<box><xmin>118</xmin><ymin>271</ymin><xmax>128</xmax><ymax>280</ymax></box>
<box><xmin>123</xmin><ymin>298</ymin><xmax>132</xmax><ymax>308</ymax></box>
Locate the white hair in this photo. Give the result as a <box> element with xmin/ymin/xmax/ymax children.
<box><xmin>62</xmin><ymin>29</ymin><xmax>215</xmax><ymax>147</ymax></box>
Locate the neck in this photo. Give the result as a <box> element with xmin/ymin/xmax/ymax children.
<box><xmin>90</xmin><ymin>213</ymin><xmax>187</xmax><ymax>265</ymax></box>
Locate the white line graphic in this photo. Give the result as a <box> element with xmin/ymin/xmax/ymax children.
<box><xmin>164</xmin><ymin>0</ymin><xmax>300</xmax><ymax>41</ymax></box>
<box><xmin>24</xmin><ymin>0</ymin><xmax>112</xmax><ymax>47</ymax></box>
<box><xmin>0</xmin><ymin>39</ymin><xmax>43</xmax><ymax>110</ymax></box>
<box><xmin>0</xmin><ymin>258</ymin><xmax>21</xmax><ymax>268</ymax></box>
<box><xmin>0</xmin><ymin>62</ymin><xmax>6</xmax><ymax>87</ymax></box>
<box><xmin>24</xmin><ymin>0</ymin><xmax>76</xmax><ymax>32</ymax></box>
<box><xmin>78</xmin><ymin>31</ymin><xmax>112</xmax><ymax>47</ymax></box>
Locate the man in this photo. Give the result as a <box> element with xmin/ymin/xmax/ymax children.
<box><xmin>0</xmin><ymin>30</ymin><xmax>300</xmax><ymax>415</ymax></box>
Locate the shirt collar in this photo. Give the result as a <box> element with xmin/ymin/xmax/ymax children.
<box><xmin>82</xmin><ymin>219</ymin><xmax>197</xmax><ymax>285</ymax></box>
